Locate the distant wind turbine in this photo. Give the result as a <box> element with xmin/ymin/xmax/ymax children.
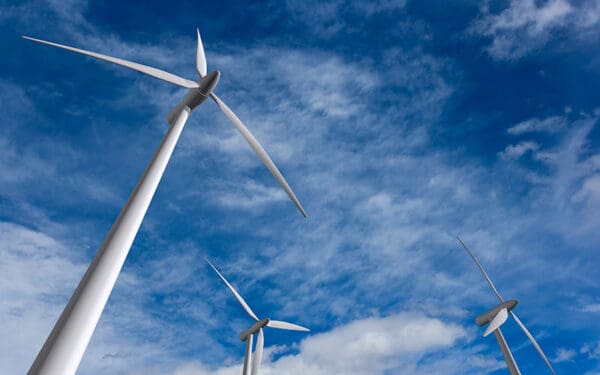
<box><xmin>457</xmin><ymin>236</ymin><xmax>556</xmax><ymax>375</ymax></box>
<box><xmin>23</xmin><ymin>29</ymin><xmax>307</xmax><ymax>375</ymax></box>
<box><xmin>206</xmin><ymin>258</ymin><xmax>309</xmax><ymax>375</ymax></box>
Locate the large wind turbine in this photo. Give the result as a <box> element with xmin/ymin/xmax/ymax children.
<box><xmin>457</xmin><ymin>236</ymin><xmax>556</xmax><ymax>375</ymax></box>
<box><xmin>23</xmin><ymin>30</ymin><xmax>307</xmax><ymax>375</ymax></box>
<box><xmin>206</xmin><ymin>258</ymin><xmax>309</xmax><ymax>375</ymax></box>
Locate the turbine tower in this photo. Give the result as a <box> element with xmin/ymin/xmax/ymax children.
<box><xmin>206</xmin><ymin>259</ymin><xmax>309</xmax><ymax>375</ymax></box>
<box><xmin>23</xmin><ymin>29</ymin><xmax>307</xmax><ymax>375</ymax></box>
<box><xmin>457</xmin><ymin>236</ymin><xmax>556</xmax><ymax>375</ymax></box>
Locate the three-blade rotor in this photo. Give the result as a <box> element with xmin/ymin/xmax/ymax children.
<box><xmin>457</xmin><ymin>236</ymin><xmax>556</xmax><ymax>374</ymax></box>
<box><xmin>206</xmin><ymin>258</ymin><xmax>309</xmax><ymax>375</ymax></box>
<box><xmin>22</xmin><ymin>31</ymin><xmax>307</xmax><ymax>218</ymax></box>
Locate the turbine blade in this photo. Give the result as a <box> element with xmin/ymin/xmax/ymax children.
<box><xmin>510</xmin><ymin>311</ymin><xmax>556</xmax><ymax>374</ymax></box>
<box><xmin>251</xmin><ymin>328</ymin><xmax>264</xmax><ymax>375</ymax></box>
<box><xmin>243</xmin><ymin>334</ymin><xmax>253</xmax><ymax>375</ymax></box>
<box><xmin>456</xmin><ymin>236</ymin><xmax>504</xmax><ymax>303</ymax></box>
<box><xmin>196</xmin><ymin>28</ymin><xmax>207</xmax><ymax>77</ymax></box>
<box><xmin>484</xmin><ymin>308</ymin><xmax>508</xmax><ymax>337</ymax></box>
<box><xmin>210</xmin><ymin>93</ymin><xmax>308</xmax><ymax>218</ymax></box>
<box><xmin>267</xmin><ymin>320</ymin><xmax>310</xmax><ymax>332</ymax></box>
<box><xmin>22</xmin><ymin>36</ymin><xmax>199</xmax><ymax>89</ymax></box>
<box><xmin>205</xmin><ymin>258</ymin><xmax>259</xmax><ymax>321</ymax></box>
<box><xmin>495</xmin><ymin>328</ymin><xmax>522</xmax><ymax>375</ymax></box>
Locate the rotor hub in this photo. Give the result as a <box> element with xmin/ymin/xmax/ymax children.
<box><xmin>240</xmin><ymin>318</ymin><xmax>270</xmax><ymax>341</ymax></box>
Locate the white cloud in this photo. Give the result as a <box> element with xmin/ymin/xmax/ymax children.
<box><xmin>471</xmin><ymin>0</ymin><xmax>600</xmax><ymax>60</ymax></box>
<box><xmin>502</xmin><ymin>115</ymin><xmax>600</xmax><ymax>239</ymax></box>
<box><xmin>582</xmin><ymin>341</ymin><xmax>600</xmax><ymax>359</ymax></box>
<box><xmin>498</xmin><ymin>141</ymin><xmax>540</xmax><ymax>160</ymax></box>
<box><xmin>213</xmin><ymin>180</ymin><xmax>288</xmax><ymax>210</ymax></box>
<box><xmin>0</xmin><ymin>222</ymin><xmax>84</xmax><ymax>374</ymax></box>
<box><xmin>578</xmin><ymin>303</ymin><xmax>600</xmax><ymax>313</ymax></box>
<box><xmin>572</xmin><ymin>174</ymin><xmax>600</xmax><ymax>205</ymax></box>
<box><xmin>507</xmin><ymin>116</ymin><xmax>567</xmax><ymax>134</ymax></box>
<box><xmin>285</xmin><ymin>0</ymin><xmax>407</xmax><ymax>38</ymax></box>
<box><xmin>552</xmin><ymin>348</ymin><xmax>577</xmax><ymax>362</ymax></box>
<box><xmin>170</xmin><ymin>312</ymin><xmax>471</xmax><ymax>375</ymax></box>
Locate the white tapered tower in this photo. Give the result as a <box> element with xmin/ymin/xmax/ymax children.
<box><xmin>24</xmin><ymin>29</ymin><xmax>306</xmax><ymax>375</ymax></box>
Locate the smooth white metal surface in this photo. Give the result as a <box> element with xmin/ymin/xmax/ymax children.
<box><xmin>484</xmin><ymin>308</ymin><xmax>508</xmax><ymax>337</ymax></box>
<box><xmin>510</xmin><ymin>311</ymin><xmax>556</xmax><ymax>374</ymax></box>
<box><xmin>267</xmin><ymin>320</ymin><xmax>309</xmax><ymax>331</ymax></box>
<box><xmin>195</xmin><ymin>29</ymin><xmax>207</xmax><ymax>77</ymax></box>
<box><xmin>210</xmin><ymin>92</ymin><xmax>308</xmax><ymax>218</ymax></box>
<box><xmin>243</xmin><ymin>334</ymin><xmax>253</xmax><ymax>375</ymax></box>
<box><xmin>251</xmin><ymin>328</ymin><xmax>264</xmax><ymax>375</ymax></box>
<box><xmin>22</xmin><ymin>36</ymin><xmax>199</xmax><ymax>89</ymax></box>
<box><xmin>456</xmin><ymin>236</ymin><xmax>504</xmax><ymax>302</ymax></box>
<box><xmin>205</xmin><ymin>258</ymin><xmax>259</xmax><ymax>321</ymax></box>
<box><xmin>494</xmin><ymin>328</ymin><xmax>521</xmax><ymax>375</ymax></box>
<box><xmin>28</xmin><ymin>109</ymin><xmax>190</xmax><ymax>375</ymax></box>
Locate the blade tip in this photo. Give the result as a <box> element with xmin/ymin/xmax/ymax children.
<box><xmin>296</xmin><ymin>202</ymin><xmax>307</xmax><ymax>218</ymax></box>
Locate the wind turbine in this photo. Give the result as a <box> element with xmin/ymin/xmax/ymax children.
<box><xmin>206</xmin><ymin>258</ymin><xmax>309</xmax><ymax>375</ymax></box>
<box><xmin>457</xmin><ymin>236</ymin><xmax>556</xmax><ymax>375</ymax></box>
<box><xmin>23</xmin><ymin>30</ymin><xmax>307</xmax><ymax>375</ymax></box>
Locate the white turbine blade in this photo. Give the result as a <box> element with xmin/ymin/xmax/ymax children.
<box><xmin>457</xmin><ymin>236</ymin><xmax>504</xmax><ymax>303</ymax></box>
<box><xmin>251</xmin><ymin>328</ymin><xmax>264</xmax><ymax>375</ymax></box>
<box><xmin>210</xmin><ymin>93</ymin><xmax>308</xmax><ymax>218</ymax></box>
<box><xmin>267</xmin><ymin>320</ymin><xmax>310</xmax><ymax>332</ymax></box>
<box><xmin>243</xmin><ymin>334</ymin><xmax>253</xmax><ymax>375</ymax></box>
<box><xmin>511</xmin><ymin>311</ymin><xmax>556</xmax><ymax>374</ymax></box>
<box><xmin>205</xmin><ymin>258</ymin><xmax>259</xmax><ymax>321</ymax></box>
<box><xmin>22</xmin><ymin>36</ymin><xmax>199</xmax><ymax>89</ymax></box>
<box><xmin>484</xmin><ymin>308</ymin><xmax>508</xmax><ymax>337</ymax></box>
<box><xmin>196</xmin><ymin>28</ymin><xmax>207</xmax><ymax>77</ymax></box>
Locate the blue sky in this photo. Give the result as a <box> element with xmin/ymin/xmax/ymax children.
<box><xmin>1</xmin><ymin>0</ymin><xmax>599</xmax><ymax>374</ymax></box>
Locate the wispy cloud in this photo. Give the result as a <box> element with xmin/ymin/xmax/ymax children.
<box><xmin>552</xmin><ymin>348</ymin><xmax>577</xmax><ymax>363</ymax></box>
<box><xmin>498</xmin><ymin>141</ymin><xmax>540</xmax><ymax>160</ymax></box>
<box><xmin>508</xmin><ymin>115</ymin><xmax>567</xmax><ymax>135</ymax></box>
<box><xmin>285</xmin><ymin>0</ymin><xmax>408</xmax><ymax>39</ymax></box>
<box><xmin>471</xmin><ymin>0</ymin><xmax>600</xmax><ymax>60</ymax></box>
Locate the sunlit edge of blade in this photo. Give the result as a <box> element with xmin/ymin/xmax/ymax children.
<box><xmin>210</xmin><ymin>92</ymin><xmax>307</xmax><ymax>218</ymax></box>
<box><xmin>22</xmin><ymin>35</ymin><xmax>199</xmax><ymax>89</ymax></box>
<box><xmin>205</xmin><ymin>258</ymin><xmax>259</xmax><ymax>321</ymax></box>
<box><xmin>251</xmin><ymin>328</ymin><xmax>264</xmax><ymax>375</ymax></box>
<box><xmin>510</xmin><ymin>311</ymin><xmax>556</xmax><ymax>374</ymax></box>
<box><xmin>456</xmin><ymin>236</ymin><xmax>504</xmax><ymax>303</ymax></box>
<box><xmin>267</xmin><ymin>320</ymin><xmax>310</xmax><ymax>332</ymax></box>
<box><xmin>196</xmin><ymin>28</ymin><xmax>207</xmax><ymax>77</ymax></box>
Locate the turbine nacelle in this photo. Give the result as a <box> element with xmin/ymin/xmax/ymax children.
<box><xmin>195</xmin><ymin>70</ymin><xmax>221</xmax><ymax>104</ymax></box>
<box><xmin>166</xmin><ymin>70</ymin><xmax>221</xmax><ymax>124</ymax></box>
<box><xmin>240</xmin><ymin>318</ymin><xmax>270</xmax><ymax>341</ymax></box>
<box><xmin>476</xmin><ymin>299</ymin><xmax>518</xmax><ymax>327</ymax></box>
